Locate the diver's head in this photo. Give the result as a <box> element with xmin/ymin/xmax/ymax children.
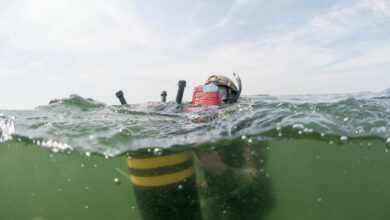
<box><xmin>205</xmin><ymin>75</ymin><xmax>240</xmax><ymax>104</ymax></box>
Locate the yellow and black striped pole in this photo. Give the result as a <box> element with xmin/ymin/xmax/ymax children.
<box><xmin>126</xmin><ymin>150</ymin><xmax>201</xmax><ymax>220</ymax></box>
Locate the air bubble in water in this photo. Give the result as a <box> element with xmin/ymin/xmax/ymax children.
<box><xmin>130</xmin><ymin>206</ymin><xmax>136</xmax><ymax>211</ymax></box>
<box><xmin>114</xmin><ymin>178</ymin><xmax>120</xmax><ymax>184</ymax></box>
<box><xmin>329</xmin><ymin>141</ymin><xmax>334</xmax><ymax>145</ymax></box>
<box><xmin>241</xmin><ymin>135</ymin><xmax>247</xmax><ymax>140</ymax></box>
<box><xmin>320</xmin><ymin>133</ymin><xmax>325</xmax><ymax>137</ymax></box>
<box><xmin>81</xmin><ymin>163</ymin><xmax>85</xmax><ymax>168</ymax></box>
<box><xmin>248</xmin><ymin>139</ymin><xmax>252</xmax><ymax>143</ymax></box>
<box><xmin>318</xmin><ymin>198</ymin><xmax>322</xmax><ymax>203</ymax></box>
<box><xmin>85</xmin><ymin>152</ymin><xmax>91</xmax><ymax>157</ymax></box>
<box><xmin>298</xmin><ymin>130</ymin><xmax>302</xmax><ymax>135</ymax></box>
<box><xmin>178</xmin><ymin>185</ymin><xmax>183</xmax><ymax>189</ymax></box>
<box><xmin>153</xmin><ymin>148</ymin><xmax>163</xmax><ymax>156</ymax></box>
<box><xmin>343</xmin><ymin>117</ymin><xmax>349</xmax><ymax>122</ymax></box>
<box><xmin>340</xmin><ymin>136</ymin><xmax>348</xmax><ymax>141</ymax></box>
<box><xmin>85</xmin><ymin>205</ymin><xmax>88</xmax><ymax>209</ymax></box>
<box><xmin>386</xmin><ymin>138</ymin><xmax>390</xmax><ymax>144</ymax></box>
<box><xmin>316</xmin><ymin>155</ymin><xmax>320</xmax><ymax>159</ymax></box>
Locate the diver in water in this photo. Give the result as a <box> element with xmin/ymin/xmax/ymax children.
<box><xmin>116</xmin><ymin>74</ymin><xmax>272</xmax><ymax>220</ymax></box>
<box><xmin>195</xmin><ymin>74</ymin><xmax>273</xmax><ymax>220</ymax></box>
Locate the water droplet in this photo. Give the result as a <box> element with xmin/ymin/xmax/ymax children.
<box><xmin>292</xmin><ymin>123</ymin><xmax>304</xmax><ymax>129</ymax></box>
<box><xmin>85</xmin><ymin>205</ymin><xmax>89</xmax><ymax>209</ymax></box>
<box><xmin>85</xmin><ymin>152</ymin><xmax>91</xmax><ymax>157</ymax></box>
<box><xmin>147</xmin><ymin>148</ymin><xmax>152</xmax><ymax>153</ymax></box>
<box><xmin>329</xmin><ymin>141</ymin><xmax>334</xmax><ymax>145</ymax></box>
<box><xmin>178</xmin><ymin>185</ymin><xmax>183</xmax><ymax>189</ymax></box>
<box><xmin>368</xmin><ymin>142</ymin><xmax>372</xmax><ymax>146</ymax></box>
<box><xmin>278</xmin><ymin>132</ymin><xmax>282</xmax><ymax>137</ymax></box>
<box><xmin>114</xmin><ymin>178</ymin><xmax>120</xmax><ymax>184</ymax></box>
<box><xmin>81</xmin><ymin>163</ymin><xmax>85</xmax><ymax>168</ymax></box>
<box><xmin>241</xmin><ymin>135</ymin><xmax>247</xmax><ymax>140</ymax></box>
<box><xmin>318</xmin><ymin>198</ymin><xmax>322</xmax><ymax>203</ymax></box>
<box><xmin>343</xmin><ymin>117</ymin><xmax>349</xmax><ymax>122</ymax></box>
<box><xmin>386</xmin><ymin>149</ymin><xmax>389</xmax><ymax>153</ymax></box>
<box><xmin>386</xmin><ymin>138</ymin><xmax>390</xmax><ymax>144</ymax></box>
<box><xmin>340</xmin><ymin>136</ymin><xmax>348</xmax><ymax>141</ymax></box>
<box><xmin>298</xmin><ymin>130</ymin><xmax>302</xmax><ymax>135</ymax></box>
<box><xmin>153</xmin><ymin>148</ymin><xmax>163</xmax><ymax>156</ymax></box>
<box><xmin>94</xmin><ymin>164</ymin><xmax>98</xmax><ymax>168</ymax></box>
<box><xmin>248</xmin><ymin>139</ymin><xmax>252</xmax><ymax>143</ymax></box>
<box><xmin>222</xmin><ymin>210</ymin><xmax>227</xmax><ymax>214</ymax></box>
<box><xmin>320</xmin><ymin>133</ymin><xmax>325</xmax><ymax>137</ymax></box>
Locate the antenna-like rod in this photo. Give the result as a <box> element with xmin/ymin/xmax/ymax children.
<box><xmin>161</xmin><ymin>91</ymin><xmax>167</xmax><ymax>102</ymax></box>
<box><xmin>175</xmin><ymin>80</ymin><xmax>186</xmax><ymax>104</ymax></box>
<box><xmin>115</xmin><ymin>90</ymin><xmax>127</xmax><ymax>105</ymax></box>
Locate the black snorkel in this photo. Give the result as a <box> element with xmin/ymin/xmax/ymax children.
<box><xmin>231</xmin><ymin>73</ymin><xmax>242</xmax><ymax>103</ymax></box>
<box><xmin>176</xmin><ymin>80</ymin><xmax>186</xmax><ymax>104</ymax></box>
<box><xmin>115</xmin><ymin>90</ymin><xmax>127</xmax><ymax>105</ymax></box>
<box><xmin>161</xmin><ymin>91</ymin><xmax>167</xmax><ymax>102</ymax></box>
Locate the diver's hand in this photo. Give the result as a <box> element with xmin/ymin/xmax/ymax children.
<box><xmin>197</xmin><ymin>151</ymin><xmax>228</xmax><ymax>177</ymax></box>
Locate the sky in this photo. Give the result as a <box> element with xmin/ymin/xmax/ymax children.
<box><xmin>0</xmin><ymin>0</ymin><xmax>389</xmax><ymax>109</ymax></box>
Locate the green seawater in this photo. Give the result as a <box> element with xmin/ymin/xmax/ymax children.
<box><xmin>1</xmin><ymin>90</ymin><xmax>390</xmax><ymax>219</ymax></box>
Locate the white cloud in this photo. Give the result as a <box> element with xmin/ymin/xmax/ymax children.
<box><xmin>0</xmin><ymin>0</ymin><xmax>150</xmax><ymax>53</ymax></box>
<box><xmin>0</xmin><ymin>0</ymin><xmax>389</xmax><ymax>109</ymax></box>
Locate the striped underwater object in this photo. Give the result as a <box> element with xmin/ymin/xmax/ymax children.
<box><xmin>126</xmin><ymin>150</ymin><xmax>201</xmax><ymax>220</ymax></box>
<box><xmin>127</xmin><ymin>151</ymin><xmax>194</xmax><ymax>187</ymax></box>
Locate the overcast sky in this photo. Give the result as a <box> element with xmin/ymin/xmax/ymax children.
<box><xmin>1</xmin><ymin>0</ymin><xmax>389</xmax><ymax>109</ymax></box>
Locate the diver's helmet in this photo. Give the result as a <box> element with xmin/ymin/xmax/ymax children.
<box><xmin>205</xmin><ymin>75</ymin><xmax>238</xmax><ymax>104</ymax></box>
<box><xmin>192</xmin><ymin>73</ymin><xmax>242</xmax><ymax>106</ymax></box>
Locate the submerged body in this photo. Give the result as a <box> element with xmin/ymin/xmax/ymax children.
<box><xmin>198</xmin><ymin>139</ymin><xmax>274</xmax><ymax>219</ymax></box>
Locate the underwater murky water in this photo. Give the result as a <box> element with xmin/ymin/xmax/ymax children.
<box><xmin>1</xmin><ymin>90</ymin><xmax>390</xmax><ymax>219</ymax></box>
